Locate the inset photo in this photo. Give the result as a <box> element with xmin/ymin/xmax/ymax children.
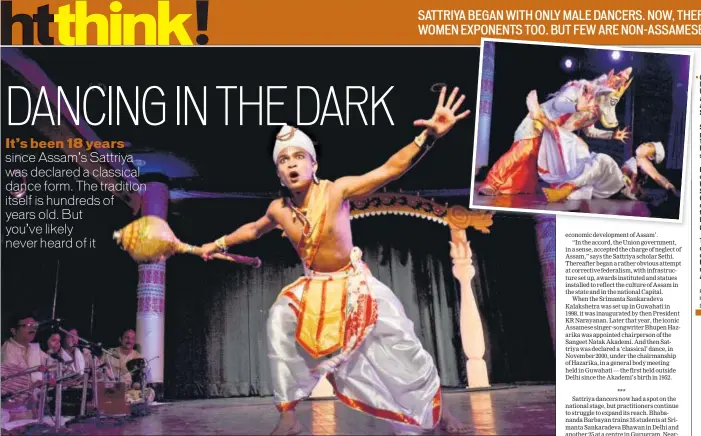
<box><xmin>470</xmin><ymin>39</ymin><xmax>692</xmax><ymax>222</ymax></box>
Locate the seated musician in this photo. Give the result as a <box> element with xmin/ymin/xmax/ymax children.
<box><xmin>60</xmin><ymin>328</ymin><xmax>91</xmax><ymax>375</ymax></box>
<box><xmin>101</xmin><ymin>329</ymin><xmax>155</xmax><ymax>404</ymax></box>
<box><xmin>33</xmin><ymin>330</ymin><xmax>91</xmax><ymax>417</ymax></box>
<box><xmin>41</xmin><ymin>332</ymin><xmax>61</xmax><ymax>356</ymax></box>
<box><xmin>1</xmin><ymin>313</ymin><xmax>47</xmax><ymax>420</ymax></box>
<box><xmin>39</xmin><ymin>331</ymin><xmax>83</xmax><ymax>387</ymax></box>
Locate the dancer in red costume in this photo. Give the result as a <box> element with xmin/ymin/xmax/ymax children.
<box><xmin>478</xmin><ymin>68</ymin><xmax>632</xmax><ymax>197</ymax></box>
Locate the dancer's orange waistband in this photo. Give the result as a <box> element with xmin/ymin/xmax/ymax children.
<box><xmin>277</xmin><ymin>249</ymin><xmax>373</xmax><ymax>360</ymax></box>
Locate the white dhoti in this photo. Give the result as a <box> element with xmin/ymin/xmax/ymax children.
<box><xmin>267</xmin><ymin>248</ymin><xmax>442</xmax><ymax>431</ymax></box>
<box><xmin>566</xmin><ymin>153</ymin><xmax>626</xmax><ymax>199</ymax></box>
<box><xmin>538</xmin><ymin>127</ymin><xmax>625</xmax><ymax>200</ymax></box>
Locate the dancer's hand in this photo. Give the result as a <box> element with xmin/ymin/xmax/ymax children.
<box><xmin>613</xmin><ymin>126</ymin><xmax>630</xmax><ymax>142</ymax></box>
<box><xmin>200</xmin><ymin>242</ymin><xmax>220</xmax><ymax>260</ymax></box>
<box><xmin>413</xmin><ymin>86</ymin><xmax>471</xmax><ymax>139</ymax></box>
<box><xmin>666</xmin><ymin>183</ymin><xmax>680</xmax><ymax>198</ymax></box>
<box><xmin>623</xmin><ymin>175</ymin><xmax>632</xmax><ymax>188</ymax></box>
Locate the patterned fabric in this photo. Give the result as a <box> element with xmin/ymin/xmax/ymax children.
<box><xmin>1</xmin><ymin>340</ymin><xmax>46</xmax><ymax>383</ymax></box>
<box><xmin>1</xmin><ymin>340</ymin><xmax>47</xmax><ymax>415</ymax></box>
<box><xmin>479</xmin><ymin>82</ymin><xmax>587</xmax><ymax>195</ymax></box>
<box><xmin>268</xmin><ymin>253</ymin><xmax>441</xmax><ymax>430</ymax></box>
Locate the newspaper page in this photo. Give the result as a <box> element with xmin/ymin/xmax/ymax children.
<box><xmin>0</xmin><ymin>1</ymin><xmax>698</xmax><ymax>435</ymax></box>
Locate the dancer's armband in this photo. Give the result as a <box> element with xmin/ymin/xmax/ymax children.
<box><xmin>414</xmin><ymin>130</ymin><xmax>436</xmax><ymax>150</ymax></box>
<box><xmin>215</xmin><ymin>236</ymin><xmax>228</xmax><ymax>252</ymax></box>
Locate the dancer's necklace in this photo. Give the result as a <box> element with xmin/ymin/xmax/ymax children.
<box><xmin>289</xmin><ymin>202</ymin><xmax>312</xmax><ymax>238</ymax></box>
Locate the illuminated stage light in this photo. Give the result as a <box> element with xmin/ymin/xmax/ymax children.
<box><xmin>561</xmin><ymin>57</ymin><xmax>576</xmax><ymax>72</ymax></box>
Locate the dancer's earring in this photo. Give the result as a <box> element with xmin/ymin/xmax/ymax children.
<box><xmin>313</xmin><ymin>173</ymin><xmax>319</xmax><ymax>184</ymax></box>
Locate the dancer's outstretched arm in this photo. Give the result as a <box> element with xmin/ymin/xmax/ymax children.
<box><xmin>198</xmin><ymin>201</ymin><xmax>279</xmax><ymax>258</ymax></box>
<box><xmin>582</xmin><ymin>124</ymin><xmax>630</xmax><ymax>142</ymax></box>
<box><xmin>637</xmin><ymin>158</ymin><xmax>675</xmax><ymax>191</ymax></box>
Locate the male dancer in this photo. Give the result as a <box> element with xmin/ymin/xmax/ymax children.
<box><xmin>197</xmin><ymin>87</ymin><xmax>470</xmax><ymax>435</ymax></box>
<box><xmin>621</xmin><ymin>141</ymin><xmax>677</xmax><ymax>199</ymax></box>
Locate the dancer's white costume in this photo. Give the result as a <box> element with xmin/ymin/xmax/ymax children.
<box><xmin>266</xmin><ymin>126</ymin><xmax>442</xmax><ymax>432</ymax></box>
<box><xmin>536</xmin><ymin>72</ymin><xmax>633</xmax><ymax>200</ymax></box>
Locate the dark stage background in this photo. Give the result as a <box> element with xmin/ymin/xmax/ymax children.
<box><xmin>2</xmin><ymin>47</ymin><xmax>555</xmax><ymax>399</ymax></box>
<box><xmin>485</xmin><ymin>42</ymin><xmax>689</xmax><ymax>186</ymax></box>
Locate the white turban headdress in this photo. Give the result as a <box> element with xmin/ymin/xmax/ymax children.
<box><xmin>272</xmin><ymin>125</ymin><xmax>316</xmax><ymax>163</ymax></box>
<box><xmin>652</xmin><ymin>142</ymin><xmax>665</xmax><ymax>164</ymax></box>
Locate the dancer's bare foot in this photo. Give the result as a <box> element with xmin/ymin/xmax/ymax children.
<box><xmin>439</xmin><ymin>407</ymin><xmax>469</xmax><ymax>434</ymax></box>
<box><xmin>270</xmin><ymin>411</ymin><xmax>302</xmax><ymax>435</ymax></box>
<box><xmin>477</xmin><ymin>184</ymin><xmax>497</xmax><ymax>196</ymax></box>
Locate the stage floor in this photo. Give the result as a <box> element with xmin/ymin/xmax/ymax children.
<box><xmin>471</xmin><ymin>186</ymin><xmax>658</xmax><ymax>218</ymax></box>
<box><xmin>56</xmin><ymin>385</ymin><xmax>555</xmax><ymax>435</ymax></box>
